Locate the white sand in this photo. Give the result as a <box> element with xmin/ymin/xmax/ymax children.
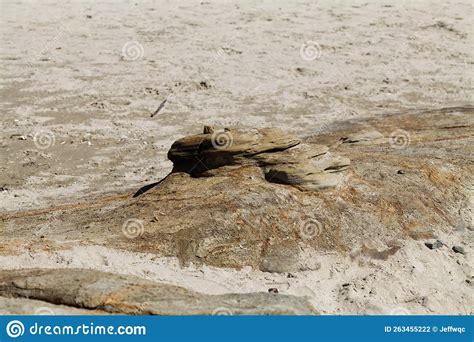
<box><xmin>1</xmin><ymin>234</ymin><xmax>472</xmax><ymax>314</ymax></box>
<box><xmin>0</xmin><ymin>0</ymin><xmax>472</xmax><ymax>211</ymax></box>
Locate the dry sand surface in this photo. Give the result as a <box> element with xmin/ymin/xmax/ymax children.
<box><xmin>0</xmin><ymin>0</ymin><xmax>473</xmax><ymax>315</ymax></box>
<box><xmin>1</xmin><ymin>0</ymin><xmax>472</xmax><ymax>211</ymax></box>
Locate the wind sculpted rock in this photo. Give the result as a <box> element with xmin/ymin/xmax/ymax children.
<box><xmin>168</xmin><ymin>127</ymin><xmax>302</xmax><ymax>174</ymax></box>
<box><xmin>168</xmin><ymin>127</ymin><xmax>351</xmax><ymax>190</ymax></box>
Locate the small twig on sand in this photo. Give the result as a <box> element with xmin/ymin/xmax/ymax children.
<box><xmin>151</xmin><ymin>99</ymin><xmax>167</xmax><ymax>117</ymax></box>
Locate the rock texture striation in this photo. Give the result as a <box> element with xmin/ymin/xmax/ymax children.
<box><xmin>0</xmin><ymin>106</ymin><xmax>472</xmax><ymax>314</ymax></box>
<box><xmin>0</xmin><ymin>268</ymin><xmax>316</xmax><ymax>315</ymax></box>
<box><xmin>1</xmin><ymin>107</ymin><xmax>472</xmax><ymax>273</ymax></box>
<box><xmin>168</xmin><ymin>127</ymin><xmax>351</xmax><ymax>190</ymax></box>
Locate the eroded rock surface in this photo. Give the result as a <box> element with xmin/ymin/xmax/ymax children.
<box><xmin>168</xmin><ymin>127</ymin><xmax>301</xmax><ymax>174</ymax></box>
<box><xmin>341</xmin><ymin>129</ymin><xmax>385</xmax><ymax>144</ymax></box>
<box><xmin>1</xmin><ymin>107</ymin><xmax>472</xmax><ymax>275</ymax></box>
<box><xmin>168</xmin><ymin>127</ymin><xmax>351</xmax><ymax>190</ymax></box>
<box><xmin>0</xmin><ymin>296</ymin><xmax>107</xmax><ymax>315</ymax></box>
<box><xmin>0</xmin><ymin>268</ymin><xmax>316</xmax><ymax>315</ymax></box>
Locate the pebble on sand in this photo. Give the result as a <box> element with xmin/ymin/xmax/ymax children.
<box><xmin>424</xmin><ymin>240</ymin><xmax>443</xmax><ymax>250</ymax></box>
<box><xmin>452</xmin><ymin>246</ymin><xmax>465</xmax><ymax>254</ymax></box>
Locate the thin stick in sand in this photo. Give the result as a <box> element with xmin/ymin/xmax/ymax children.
<box><xmin>151</xmin><ymin>99</ymin><xmax>167</xmax><ymax>117</ymax></box>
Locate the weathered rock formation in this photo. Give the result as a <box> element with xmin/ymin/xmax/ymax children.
<box><xmin>0</xmin><ymin>269</ymin><xmax>316</xmax><ymax>315</ymax></box>
<box><xmin>1</xmin><ymin>106</ymin><xmax>472</xmax><ymax>275</ymax></box>
<box><xmin>0</xmin><ymin>297</ymin><xmax>108</xmax><ymax>315</ymax></box>
<box><xmin>168</xmin><ymin>127</ymin><xmax>350</xmax><ymax>190</ymax></box>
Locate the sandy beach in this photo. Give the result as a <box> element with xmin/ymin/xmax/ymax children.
<box><xmin>1</xmin><ymin>0</ymin><xmax>471</xmax><ymax>211</ymax></box>
<box><xmin>0</xmin><ymin>0</ymin><xmax>472</xmax><ymax>315</ymax></box>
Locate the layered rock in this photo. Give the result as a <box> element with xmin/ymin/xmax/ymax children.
<box><xmin>0</xmin><ymin>106</ymin><xmax>472</xmax><ymax>275</ymax></box>
<box><xmin>168</xmin><ymin>127</ymin><xmax>351</xmax><ymax>190</ymax></box>
<box><xmin>0</xmin><ymin>297</ymin><xmax>107</xmax><ymax>315</ymax></box>
<box><xmin>340</xmin><ymin>129</ymin><xmax>385</xmax><ymax>144</ymax></box>
<box><xmin>168</xmin><ymin>127</ymin><xmax>300</xmax><ymax>174</ymax></box>
<box><xmin>0</xmin><ymin>268</ymin><xmax>316</xmax><ymax>315</ymax></box>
